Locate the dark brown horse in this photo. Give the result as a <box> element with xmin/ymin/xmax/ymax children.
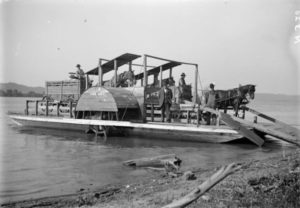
<box><xmin>205</xmin><ymin>84</ymin><xmax>256</xmax><ymax>117</ymax></box>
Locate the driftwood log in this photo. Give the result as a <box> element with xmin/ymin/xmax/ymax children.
<box><xmin>161</xmin><ymin>162</ymin><xmax>242</xmax><ymax>208</ymax></box>
<box><xmin>123</xmin><ymin>154</ymin><xmax>182</xmax><ymax>172</ymax></box>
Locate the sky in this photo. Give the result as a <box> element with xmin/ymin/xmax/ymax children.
<box><xmin>1</xmin><ymin>0</ymin><xmax>300</xmax><ymax>95</ymax></box>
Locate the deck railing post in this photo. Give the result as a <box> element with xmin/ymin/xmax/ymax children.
<box><xmin>46</xmin><ymin>101</ymin><xmax>49</xmax><ymax>116</ymax></box>
<box><xmin>151</xmin><ymin>104</ymin><xmax>154</xmax><ymax>122</ymax></box>
<box><xmin>35</xmin><ymin>100</ymin><xmax>39</xmax><ymax>116</ymax></box>
<box><xmin>116</xmin><ymin>111</ymin><xmax>119</xmax><ymax>121</ymax></box>
<box><xmin>69</xmin><ymin>101</ymin><xmax>73</xmax><ymax>118</ymax></box>
<box><xmin>143</xmin><ymin>104</ymin><xmax>147</xmax><ymax>123</ymax></box>
<box><xmin>61</xmin><ymin>81</ymin><xmax>63</xmax><ymax>101</ymax></box>
<box><xmin>57</xmin><ymin>102</ymin><xmax>60</xmax><ymax>117</ymax></box>
<box><xmin>25</xmin><ymin>100</ymin><xmax>29</xmax><ymax>115</ymax></box>
<box><xmin>216</xmin><ymin>114</ymin><xmax>220</xmax><ymax>126</ymax></box>
<box><xmin>197</xmin><ymin>107</ymin><xmax>199</xmax><ymax>127</ymax></box>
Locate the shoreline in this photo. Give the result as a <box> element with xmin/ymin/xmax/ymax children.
<box><xmin>2</xmin><ymin>148</ymin><xmax>299</xmax><ymax>208</ymax></box>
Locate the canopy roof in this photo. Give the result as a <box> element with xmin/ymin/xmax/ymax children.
<box><xmin>86</xmin><ymin>53</ymin><xmax>141</xmax><ymax>75</ymax></box>
<box><xmin>135</xmin><ymin>61</ymin><xmax>181</xmax><ymax>80</ymax></box>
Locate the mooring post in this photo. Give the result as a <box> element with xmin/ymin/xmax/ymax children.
<box><xmin>69</xmin><ymin>101</ymin><xmax>73</xmax><ymax>118</ymax></box>
<box><xmin>253</xmin><ymin>116</ymin><xmax>257</xmax><ymax>123</ymax></box>
<box><xmin>187</xmin><ymin>110</ymin><xmax>190</xmax><ymax>124</ymax></box>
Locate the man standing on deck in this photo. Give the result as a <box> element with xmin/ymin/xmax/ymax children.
<box><xmin>159</xmin><ymin>80</ymin><xmax>173</xmax><ymax>122</ymax></box>
<box><xmin>205</xmin><ymin>83</ymin><xmax>217</xmax><ymax>125</ymax></box>
<box><xmin>178</xmin><ymin>73</ymin><xmax>186</xmax><ymax>103</ymax></box>
<box><xmin>75</xmin><ymin>64</ymin><xmax>85</xmax><ymax>80</ymax></box>
<box><xmin>206</xmin><ymin>83</ymin><xmax>217</xmax><ymax>109</ymax></box>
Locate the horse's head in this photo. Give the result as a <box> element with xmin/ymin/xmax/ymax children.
<box><xmin>239</xmin><ymin>84</ymin><xmax>256</xmax><ymax>100</ymax></box>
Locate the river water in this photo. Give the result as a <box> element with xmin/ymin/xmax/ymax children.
<box><xmin>0</xmin><ymin>95</ymin><xmax>299</xmax><ymax>203</ymax></box>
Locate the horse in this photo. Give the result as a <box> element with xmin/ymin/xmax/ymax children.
<box><xmin>205</xmin><ymin>84</ymin><xmax>256</xmax><ymax>117</ymax></box>
<box><xmin>104</xmin><ymin>71</ymin><xmax>135</xmax><ymax>87</ymax></box>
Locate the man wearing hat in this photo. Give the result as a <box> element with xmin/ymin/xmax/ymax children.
<box><xmin>204</xmin><ymin>82</ymin><xmax>218</xmax><ymax>124</ymax></box>
<box><xmin>205</xmin><ymin>82</ymin><xmax>217</xmax><ymax>108</ymax></box>
<box><xmin>178</xmin><ymin>73</ymin><xmax>186</xmax><ymax>103</ymax></box>
<box><xmin>75</xmin><ymin>64</ymin><xmax>85</xmax><ymax>80</ymax></box>
<box><xmin>158</xmin><ymin>80</ymin><xmax>173</xmax><ymax>122</ymax></box>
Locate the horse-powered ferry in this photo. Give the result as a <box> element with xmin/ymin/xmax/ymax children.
<box><xmin>9</xmin><ymin>53</ymin><xmax>300</xmax><ymax>147</ymax></box>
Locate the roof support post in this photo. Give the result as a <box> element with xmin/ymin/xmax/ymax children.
<box><xmin>159</xmin><ymin>66</ymin><xmax>163</xmax><ymax>87</ymax></box>
<box><xmin>98</xmin><ymin>59</ymin><xmax>103</xmax><ymax>86</ymax></box>
<box><xmin>128</xmin><ymin>61</ymin><xmax>132</xmax><ymax>71</ymax></box>
<box><xmin>85</xmin><ymin>75</ymin><xmax>89</xmax><ymax>89</ymax></box>
<box><xmin>143</xmin><ymin>55</ymin><xmax>147</xmax><ymax>86</ymax></box>
<box><xmin>193</xmin><ymin>64</ymin><xmax>198</xmax><ymax>104</ymax></box>
<box><xmin>114</xmin><ymin>59</ymin><xmax>117</xmax><ymax>87</ymax></box>
<box><xmin>169</xmin><ymin>67</ymin><xmax>172</xmax><ymax>78</ymax></box>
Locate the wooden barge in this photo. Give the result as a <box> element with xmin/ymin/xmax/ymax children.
<box><xmin>9</xmin><ymin>53</ymin><xmax>300</xmax><ymax>147</ymax></box>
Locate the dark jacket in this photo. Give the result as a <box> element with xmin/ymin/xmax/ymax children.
<box><xmin>158</xmin><ymin>87</ymin><xmax>173</xmax><ymax>107</ymax></box>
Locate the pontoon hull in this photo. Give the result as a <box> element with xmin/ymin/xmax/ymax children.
<box><xmin>10</xmin><ymin>115</ymin><xmax>244</xmax><ymax>143</ymax></box>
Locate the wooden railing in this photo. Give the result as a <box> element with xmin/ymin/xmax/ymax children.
<box><xmin>25</xmin><ymin>100</ymin><xmax>76</xmax><ymax>118</ymax></box>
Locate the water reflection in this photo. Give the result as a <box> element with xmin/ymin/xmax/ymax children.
<box><xmin>1</xmin><ymin>96</ymin><xmax>298</xmax><ymax>203</ymax></box>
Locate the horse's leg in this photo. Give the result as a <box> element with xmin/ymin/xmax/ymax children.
<box><xmin>235</xmin><ymin>107</ymin><xmax>238</xmax><ymax>117</ymax></box>
<box><xmin>224</xmin><ymin>103</ymin><xmax>227</xmax><ymax>114</ymax></box>
<box><xmin>234</xmin><ymin>101</ymin><xmax>240</xmax><ymax>117</ymax></box>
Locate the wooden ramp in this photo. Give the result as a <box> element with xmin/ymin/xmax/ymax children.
<box><xmin>219</xmin><ymin>112</ymin><xmax>265</xmax><ymax>147</ymax></box>
<box><xmin>232</xmin><ymin>117</ymin><xmax>300</xmax><ymax>147</ymax></box>
<box><xmin>242</xmin><ymin>106</ymin><xmax>300</xmax><ymax>138</ymax></box>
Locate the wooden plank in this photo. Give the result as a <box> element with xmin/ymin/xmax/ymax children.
<box><xmin>219</xmin><ymin>112</ymin><xmax>264</xmax><ymax>147</ymax></box>
<box><xmin>232</xmin><ymin>117</ymin><xmax>300</xmax><ymax>147</ymax></box>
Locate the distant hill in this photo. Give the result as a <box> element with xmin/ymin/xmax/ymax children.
<box><xmin>0</xmin><ymin>82</ymin><xmax>45</xmax><ymax>94</ymax></box>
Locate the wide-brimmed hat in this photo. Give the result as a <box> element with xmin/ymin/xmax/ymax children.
<box><xmin>76</xmin><ymin>64</ymin><xmax>81</xmax><ymax>68</ymax></box>
<box><xmin>181</xmin><ymin>73</ymin><xmax>186</xmax><ymax>77</ymax></box>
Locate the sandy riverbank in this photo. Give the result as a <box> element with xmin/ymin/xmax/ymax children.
<box><xmin>2</xmin><ymin>148</ymin><xmax>300</xmax><ymax>208</ymax></box>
